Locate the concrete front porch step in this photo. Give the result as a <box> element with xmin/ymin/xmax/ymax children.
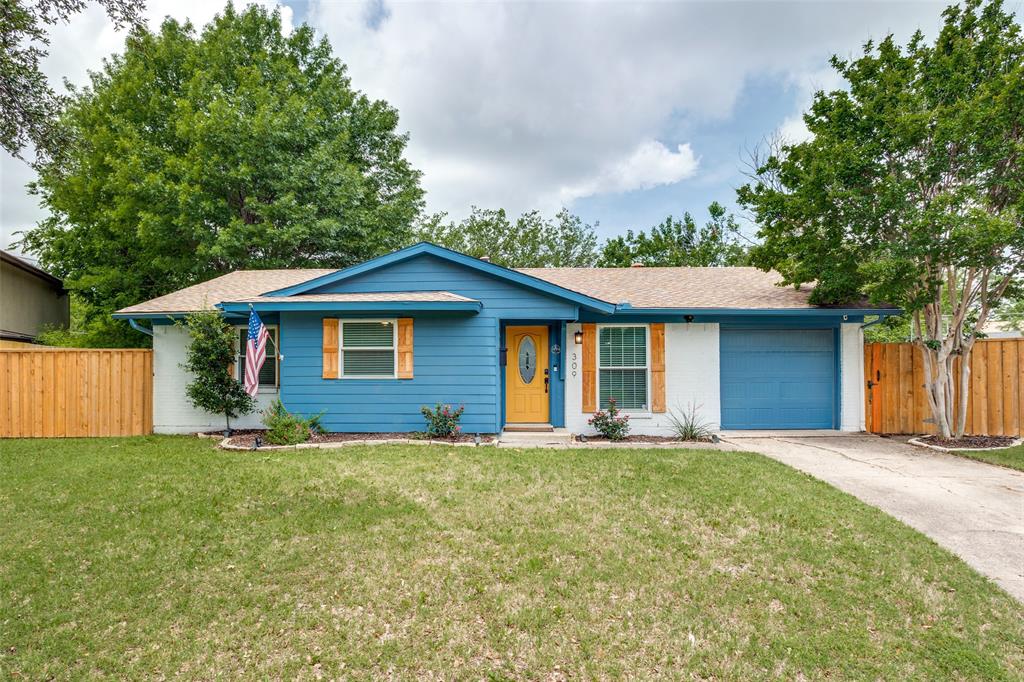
<box><xmin>502</xmin><ymin>423</ymin><xmax>554</xmax><ymax>433</ymax></box>
<box><xmin>498</xmin><ymin>428</ymin><xmax>572</xmax><ymax>447</ymax></box>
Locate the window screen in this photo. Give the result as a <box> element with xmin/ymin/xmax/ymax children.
<box><xmin>236</xmin><ymin>327</ymin><xmax>278</xmax><ymax>387</ymax></box>
<box><xmin>598</xmin><ymin>326</ymin><xmax>647</xmax><ymax>410</ymax></box>
<box><xmin>341</xmin><ymin>321</ymin><xmax>396</xmax><ymax>377</ymax></box>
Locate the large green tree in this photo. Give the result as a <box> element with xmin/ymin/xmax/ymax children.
<box><xmin>418</xmin><ymin>207</ymin><xmax>599</xmax><ymax>268</ymax></box>
<box><xmin>738</xmin><ymin>0</ymin><xmax>1023</xmax><ymax>438</ymax></box>
<box><xmin>598</xmin><ymin>202</ymin><xmax>749</xmax><ymax>267</ymax></box>
<box><xmin>20</xmin><ymin>4</ymin><xmax>423</xmax><ymax>346</ymax></box>
<box><xmin>1</xmin><ymin>0</ymin><xmax>144</xmax><ymax>162</ymax></box>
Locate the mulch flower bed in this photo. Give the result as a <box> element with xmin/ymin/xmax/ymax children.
<box><xmin>916</xmin><ymin>435</ymin><xmax>1017</xmax><ymax>450</ymax></box>
<box><xmin>206</xmin><ymin>429</ymin><xmax>494</xmax><ymax>448</ymax></box>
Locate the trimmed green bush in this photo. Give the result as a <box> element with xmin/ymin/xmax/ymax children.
<box><xmin>262</xmin><ymin>400</ymin><xmax>324</xmax><ymax>445</ymax></box>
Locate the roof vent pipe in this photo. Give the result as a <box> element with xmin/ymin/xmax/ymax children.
<box><xmin>480</xmin><ymin>256</ymin><xmax>490</xmax><ymax>262</ymax></box>
<box><xmin>630</xmin><ymin>262</ymin><xmax>645</xmax><ymax>268</ymax></box>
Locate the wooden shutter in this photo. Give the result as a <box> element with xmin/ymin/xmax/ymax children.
<box><xmin>581</xmin><ymin>323</ymin><xmax>596</xmax><ymax>413</ymax></box>
<box><xmin>397</xmin><ymin>318</ymin><xmax>414</xmax><ymax>379</ymax></box>
<box><xmin>650</xmin><ymin>323</ymin><xmax>666</xmax><ymax>413</ymax></box>
<box><xmin>322</xmin><ymin>319</ymin><xmax>339</xmax><ymax>379</ymax></box>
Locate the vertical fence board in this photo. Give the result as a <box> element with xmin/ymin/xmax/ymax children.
<box><xmin>55</xmin><ymin>352</ymin><xmax>66</xmax><ymax>436</ymax></box>
<box><xmin>987</xmin><ymin>342</ymin><xmax>1003</xmax><ymax>436</ymax></box>
<box><xmin>973</xmin><ymin>347</ymin><xmax>988</xmax><ymax>436</ymax></box>
<box><xmin>0</xmin><ymin>349</ymin><xmax>153</xmax><ymax>438</ymax></box>
<box><xmin>144</xmin><ymin>352</ymin><xmax>153</xmax><ymax>435</ymax></box>
<box><xmin>865</xmin><ymin>339</ymin><xmax>1024</xmax><ymax>436</ymax></box>
<box><xmin>10</xmin><ymin>353</ymin><xmax>21</xmax><ymax>438</ymax></box>
<box><xmin>1002</xmin><ymin>341</ymin><xmax>1019</xmax><ymax>437</ymax></box>
<box><xmin>132</xmin><ymin>352</ymin><xmax>143</xmax><ymax>435</ymax></box>
<box><xmin>898</xmin><ymin>344</ymin><xmax>913</xmax><ymax>434</ymax></box>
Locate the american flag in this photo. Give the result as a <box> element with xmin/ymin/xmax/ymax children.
<box><xmin>244</xmin><ymin>309</ymin><xmax>269</xmax><ymax>397</ymax></box>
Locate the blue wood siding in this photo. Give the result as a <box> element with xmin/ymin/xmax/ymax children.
<box><xmin>720</xmin><ymin>328</ymin><xmax>837</xmax><ymax>429</ymax></box>
<box><xmin>279</xmin><ymin>254</ymin><xmax>576</xmax><ymax>433</ymax></box>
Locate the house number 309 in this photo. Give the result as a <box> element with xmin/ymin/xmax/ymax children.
<box><xmin>571</xmin><ymin>352</ymin><xmax>578</xmax><ymax>377</ymax></box>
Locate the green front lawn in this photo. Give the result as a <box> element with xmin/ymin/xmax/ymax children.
<box><xmin>958</xmin><ymin>443</ymin><xmax>1024</xmax><ymax>472</ymax></box>
<box><xmin>2</xmin><ymin>437</ymin><xmax>1022</xmax><ymax>679</ymax></box>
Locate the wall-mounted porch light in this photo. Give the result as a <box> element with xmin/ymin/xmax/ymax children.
<box><xmin>574</xmin><ymin>330</ymin><xmax>583</xmax><ymax>344</ymax></box>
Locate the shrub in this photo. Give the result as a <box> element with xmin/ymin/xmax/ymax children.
<box><xmin>588</xmin><ymin>398</ymin><xmax>630</xmax><ymax>441</ymax></box>
<box><xmin>262</xmin><ymin>399</ymin><xmax>324</xmax><ymax>445</ymax></box>
<box><xmin>667</xmin><ymin>402</ymin><xmax>715</xmax><ymax>441</ymax></box>
<box><xmin>421</xmin><ymin>403</ymin><xmax>465</xmax><ymax>438</ymax></box>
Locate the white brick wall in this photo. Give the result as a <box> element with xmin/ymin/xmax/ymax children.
<box><xmin>564</xmin><ymin>322</ymin><xmax>721</xmax><ymax>437</ymax></box>
<box><xmin>153</xmin><ymin>324</ymin><xmax>275</xmax><ymax>434</ymax></box>
<box><xmin>840</xmin><ymin>323</ymin><xmax>865</xmax><ymax>432</ymax></box>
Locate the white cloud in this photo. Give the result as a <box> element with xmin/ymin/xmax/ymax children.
<box><xmin>307</xmin><ymin>0</ymin><xmax>944</xmax><ymax>220</ymax></box>
<box><xmin>558</xmin><ymin>141</ymin><xmax>699</xmax><ymax>204</ymax></box>
<box><xmin>2</xmin><ymin>0</ymin><xmax>948</xmax><ymax>253</ymax></box>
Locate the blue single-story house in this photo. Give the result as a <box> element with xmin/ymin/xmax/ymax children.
<box><xmin>114</xmin><ymin>242</ymin><xmax>895</xmax><ymax>435</ymax></box>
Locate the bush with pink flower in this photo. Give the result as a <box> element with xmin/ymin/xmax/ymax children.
<box><xmin>588</xmin><ymin>397</ymin><xmax>630</xmax><ymax>441</ymax></box>
<box><xmin>420</xmin><ymin>403</ymin><xmax>466</xmax><ymax>438</ymax></box>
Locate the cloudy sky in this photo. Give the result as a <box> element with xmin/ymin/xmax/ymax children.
<box><xmin>1</xmin><ymin>0</ymin><xmax>955</xmax><ymax>257</ymax></box>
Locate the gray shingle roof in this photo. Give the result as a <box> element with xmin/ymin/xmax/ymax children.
<box><xmin>116</xmin><ymin>263</ymin><xmax>878</xmax><ymax>315</ymax></box>
<box><xmin>115</xmin><ymin>270</ymin><xmax>334</xmax><ymax>314</ymax></box>
<box><xmin>517</xmin><ymin>266</ymin><xmax>820</xmax><ymax>309</ymax></box>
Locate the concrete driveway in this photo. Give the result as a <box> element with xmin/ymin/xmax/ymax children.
<box><xmin>721</xmin><ymin>432</ymin><xmax>1024</xmax><ymax>602</ymax></box>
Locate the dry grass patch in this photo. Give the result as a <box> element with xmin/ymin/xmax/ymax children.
<box><xmin>1</xmin><ymin>436</ymin><xmax>1023</xmax><ymax>679</ymax></box>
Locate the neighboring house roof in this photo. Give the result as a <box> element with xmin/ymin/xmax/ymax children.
<box><xmin>1</xmin><ymin>250</ymin><xmax>64</xmax><ymax>291</ymax></box>
<box><xmin>518</xmin><ymin>266</ymin><xmax>820</xmax><ymax>309</ymax></box>
<box><xmin>981</xmin><ymin>317</ymin><xmax>1023</xmax><ymax>338</ymax></box>
<box><xmin>114</xmin><ymin>242</ymin><xmax>896</xmax><ymax>317</ymax></box>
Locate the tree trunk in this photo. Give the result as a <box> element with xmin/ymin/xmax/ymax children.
<box><xmin>919</xmin><ymin>343</ymin><xmax>954</xmax><ymax>439</ymax></box>
<box><xmin>955</xmin><ymin>339</ymin><xmax>976</xmax><ymax>438</ymax></box>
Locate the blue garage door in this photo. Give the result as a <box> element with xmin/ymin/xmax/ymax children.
<box><xmin>720</xmin><ymin>328</ymin><xmax>836</xmax><ymax>429</ymax></box>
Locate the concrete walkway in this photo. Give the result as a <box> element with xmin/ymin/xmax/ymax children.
<box><xmin>722</xmin><ymin>433</ymin><xmax>1024</xmax><ymax>602</ymax></box>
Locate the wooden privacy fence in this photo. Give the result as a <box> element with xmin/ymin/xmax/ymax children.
<box><xmin>865</xmin><ymin>339</ymin><xmax>1024</xmax><ymax>436</ymax></box>
<box><xmin>0</xmin><ymin>349</ymin><xmax>152</xmax><ymax>438</ymax></box>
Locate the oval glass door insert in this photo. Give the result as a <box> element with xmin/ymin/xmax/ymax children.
<box><xmin>518</xmin><ymin>336</ymin><xmax>537</xmax><ymax>384</ymax></box>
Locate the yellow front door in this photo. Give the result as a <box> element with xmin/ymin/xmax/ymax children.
<box><xmin>505</xmin><ymin>326</ymin><xmax>550</xmax><ymax>423</ymax></box>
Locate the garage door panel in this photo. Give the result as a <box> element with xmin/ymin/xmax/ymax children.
<box><xmin>779</xmin><ymin>379</ymin><xmax>831</xmax><ymax>401</ymax></box>
<box><xmin>720</xmin><ymin>329</ymin><xmax>836</xmax><ymax>430</ymax></box>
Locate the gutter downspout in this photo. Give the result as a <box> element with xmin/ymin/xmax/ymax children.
<box><xmin>128</xmin><ymin>318</ymin><xmax>154</xmax><ymax>337</ymax></box>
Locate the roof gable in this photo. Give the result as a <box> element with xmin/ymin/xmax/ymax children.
<box><xmin>263</xmin><ymin>242</ymin><xmax>617</xmax><ymax>313</ymax></box>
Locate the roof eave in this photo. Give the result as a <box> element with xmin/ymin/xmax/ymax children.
<box><xmin>112</xmin><ymin>311</ymin><xmax>192</xmax><ymax>319</ymax></box>
<box><xmin>608</xmin><ymin>306</ymin><xmax>902</xmax><ymax>316</ymax></box>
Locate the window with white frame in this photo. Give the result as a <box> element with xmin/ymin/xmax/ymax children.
<box><xmin>235</xmin><ymin>325</ymin><xmax>279</xmax><ymax>388</ymax></box>
<box><xmin>598</xmin><ymin>325</ymin><xmax>648</xmax><ymax>410</ymax></box>
<box><xmin>340</xmin><ymin>320</ymin><xmax>397</xmax><ymax>378</ymax></box>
